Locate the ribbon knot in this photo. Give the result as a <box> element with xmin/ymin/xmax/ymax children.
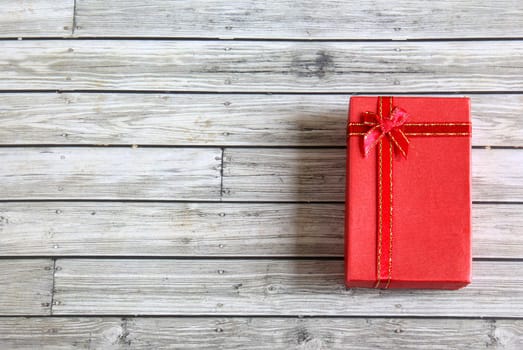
<box><xmin>363</xmin><ymin>103</ymin><xmax>410</xmax><ymax>158</ymax></box>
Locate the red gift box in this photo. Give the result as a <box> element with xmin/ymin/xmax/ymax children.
<box><xmin>345</xmin><ymin>96</ymin><xmax>472</xmax><ymax>289</ymax></box>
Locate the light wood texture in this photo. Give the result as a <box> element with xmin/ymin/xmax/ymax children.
<box><xmin>223</xmin><ymin>148</ymin><xmax>522</xmax><ymax>202</ymax></box>
<box><xmin>0</xmin><ymin>0</ymin><xmax>73</xmax><ymax>38</ymax></box>
<box><xmin>0</xmin><ymin>259</ymin><xmax>53</xmax><ymax>315</ymax></box>
<box><xmin>0</xmin><ymin>93</ymin><xmax>521</xmax><ymax>147</ymax></box>
<box><xmin>1</xmin><ymin>0</ymin><xmax>522</xmax><ymax>346</ymax></box>
<box><xmin>472</xmin><ymin>148</ymin><xmax>523</xmax><ymax>203</ymax></box>
<box><xmin>1</xmin><ymin>40</ymin><xmax>523</xmax><ymax>92</ymax></box>
<box><xmin>0</xmin><ymin>203</ymin><xmax>342</xmax><ymax>257</ymax></box>
<box><xmin>0</xmin><ymin>202</ymin><xmax>520</xmax><ymax>259</ymax></box>
<box><xmin>3</xmin><ymin>148</ymin><xmax>518</xmax><ymax>202</ymax></box>
<box><xmin>74</xmin><ymin>0</ymin><xmax>523</xmax><ymax>40</ymax></box>
<box><xmin>0</xmin><ymin>147</ymin><xmax>222</xmax><ymax>200</ymax></box>
<box><xmin>0</xmin><ymin>317</ymin><xmax>521</xmax><ymax>349</ymax></box>
<box><xmin>473</xmin><ymin>204</ymin><xmax>523</xmax><ymax>259</ymax></box>
<box><xmin>0</xmin><ymin>317</ymin><xmax>124</xmax><ymax>350</ymax></box>
<box><xmin>224</xmin><ymin>148</ymin><xmax>346</xmax><ymax>202</ymax></box>
<box><xmin>52</xmin><ymin>259</ymin><xmax>522</xmax><ymax>317</ymax></box>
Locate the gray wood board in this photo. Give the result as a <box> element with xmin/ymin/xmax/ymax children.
<box><xmin>0</xmin><ymin>1</ymin><xmax>73</xmax><ymax>38</ymax></box>
<box><xmin>73</xmin><ymin>0</ymin><xmax>523</xmax><ymax>40</ymax></box>
<box><xmin>0</xmin><ymin>259</ymin><xmax>53</xmax><ymax>315</ymax></box>
<box><xmin>222</xmin><ymin>148</ymin><xmax>522</xmax><ymax>202</ymax></box>
<box><xmin>52</xmin><ymin>259</ymin><xmax>523</xmax><ymax>317</ymax></box>
<box><xmin>0</xmin><ymin>317</ymin><xmax>521</xmax><ymax>349</ymax></box>
<box><xmin>0</xmin><ymin>202</ymin><xmax>520</xmax><ymax>259</ymax></box>
<box><xmin>1</xmin><ymin>41</ymin><xmax>522</xmax><ymax>92</ymax></box>
<box><xmin>0</xmin><ymin>93</ymin><xmax>521</xmax><ymax>147</ymax></box>
<box><xmin>0</xmin><ymin>147</ymin><xmax>222</xmax><ymax>200</ymax></box>
<box><xmin>0</xmin><ymin>148</ymin><xmax>519</xmax><ymax>201</ymax></box>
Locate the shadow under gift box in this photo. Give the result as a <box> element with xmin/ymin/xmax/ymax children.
<box><xmin>345</xmin><ymin>96</ymin><xmax>471</xmax><ymax>289</ymax></box>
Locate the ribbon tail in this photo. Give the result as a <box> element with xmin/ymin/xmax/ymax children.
<box><xmin>389</xmin><ymin>129</ymin><xmax>409</xmax><ymax>158</ymax></box>
<box><xmin>363</xmin><ymin>125</ymin><xmax>383</xmax><ymax>157</ymax></box>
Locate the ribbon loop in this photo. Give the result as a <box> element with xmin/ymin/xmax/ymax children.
<box><xmin>363</xmin><ymin>104</ymin><xmax>410</xmax><ymax>158</ymax></box>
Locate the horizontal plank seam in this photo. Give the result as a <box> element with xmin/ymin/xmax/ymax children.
<box><xmin>0</xmin><ymin>199</ymin><xmax>519</xmax><ymax>205</ymax></box>
<box><xmin>0</xmin><ymin>256</ymin><xmax>520</xmax><ymax>261</ymax></box>
<box><xmin>0</xmin><ymin>315</ymin><xmax>521</xmax><ymax>320</ymax></box>
<box><xmin>1</xmin><ymin>90</ymin><xmax>523</xmax><ymax>95</ymax></box>
<box><xmin>0</xmin><ymin>145</ymin><xmax>518</xmax><ymax>150</ymax></box>
<box><xmin>3</xmin><ymin>37</ymin><xmax>523</xmax><ymax>42</ymax></box>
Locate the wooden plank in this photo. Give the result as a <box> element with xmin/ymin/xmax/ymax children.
<box><xmin>1</xmin><ymin>202</ymin><xmax>519</xmax><ymax>258</ymax></box>
<box><xmin>0</xmin><ymin>148</ymin><xmax>221</xmax><ymax>200</ymax></box>
<box><xmin>0</xmin><ymin>317</ymin><xmax>521</xmax><ymax>349</ymax></box>
<box><xmin>473</xmin><ymin>204</ymin><xmax>523</xmax><ymax>259</ymax></box>
<box><xmin>0</xmin><ymin>148</ymin><xmax>517</xmax><ymax>202</ymax></box>
<box><xmin>472</xmin><ymin>148</ymin><xmax>523</xmax><ymax>203</ymax></box>
<box><xmin>0</xmin><ymin>1</ymin><xmax>73</xmax><ymax>38</ymax></box>
<box><xmin>0</xmin><ymin>203</ymin><xmax>342</xmax><ymax>257</ymax></box>
<box><xmin>0</xmin><ymin>318</ymin><xmax>125</xmax><ymax>349</ymax></box>
<box><xmin>128</xmin><ymin>318</ymin><xmax>523</xmax><ymax>350</ymax></box>
<box><xmin>1</xmin><ymin>40</ymin><xmax>523</xmax><ymax>92</ymax></box>
<box><xmin>0</xmin><ymin>259</ymin><xmax>53</xmax><ymax>315</ymax></box>
<box><xmin>53</xmin><ymin>259</ymin><xmax>523</xmax><ymax>317</ymax></box>
<box><xmin>223</xmin><ymin>148</ymin><xmax>523</xmax><ymax>202</ymax></box>
<box><xmin>223</xmin><ymin>148</ymin><xmax>346</xmax><ymax>202</ymax></box>
<box><xmin>0</xmin><ymin>93</ymin><xmax>521</xmax><ymax>147</ymax></box>
<box><xmin>74</xmin><ymin>0</ymin><xmax>523</xmax><ymax>40</ymax></box>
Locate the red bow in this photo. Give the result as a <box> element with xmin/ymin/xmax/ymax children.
<box><xmin>363</xmin><ymin>106</ymin><xmax>410</xmax><ymax>158</ymax></box>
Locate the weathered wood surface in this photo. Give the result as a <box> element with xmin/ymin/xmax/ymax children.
<box><xmin>0</xmin><ymin>259</ymin><xmax>53</xmax><ymax>315</ymax></box>
<box><xmin>473</xmin><ymin>204</ymin><xmax>523</xmax><ymax>259</ymax></box>
<box><xmin>0</xmin><ymin>1</ymin><xmax>73</xmax><ymax>38</ymax></box>
<box><xmin>2</xmin><ymin>41</ymin><xmax>523</xmax><ymax>92</ymax></box>
<box><xmin>0</xmin><ymin>317</ymin><xmax>521</xmax><ymax>349</ymax></box>
<box><xmin>74</xmin><ymin>0</ymin><xmax>523</xmax><ymax>40</ymax></box>
<box><xmin>222</xmin><ymin>148</ymin><xmax>522</xmax><ymax>202</ymax></box>
<box><xmin>0</xmin><ymin>93</ymin><xmax>521</xmax><ymax>147</ymax></box>
<box><xmin>0</xmin><ymin>202</ymin><xmax>342</xmax><ymax>257</ymax></box>
<box><xmin>0</xmin><ymin>147</ymin><xmax>222</xmax><ymax>200</ymax></box>
<box><xmin>1</xmin><ymin>0</ymin><xmax>522</xmax><ymax>346</ymax></box>
<box><xmin>52</xmin><ymin>259</ymin><xmax>523</xmax><ymax>317</ymax></box>
<box><xmin>0</xmin><ymin>202</ymin><xmax>520</xmax><ymax>258</ymax></box>
<box><xmin>0</xmin><ymin>148</ymin><xmax>518</xmax><ymax>201</ymax></box>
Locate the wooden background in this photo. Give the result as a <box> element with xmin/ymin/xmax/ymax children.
<box><xmin>0</xmin><ymin>0</ymin><xmax>522</xmax><ymax>348</ymax></box>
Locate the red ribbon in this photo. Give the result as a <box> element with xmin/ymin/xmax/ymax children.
<box><xmin>348</xmin><ymin>96</ymin><xmax>471</xmax><ymax>289</ymax></box>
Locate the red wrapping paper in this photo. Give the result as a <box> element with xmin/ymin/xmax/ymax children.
<box><xmin>345</xmin><ymin>96</ymin><xmax>472</xmax><ymax>289</ymax></box>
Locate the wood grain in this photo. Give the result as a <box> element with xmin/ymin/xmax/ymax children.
<box><xmin>0</xmin><ymin>203</ymin><xmax>342</xmax><ymax>257</ymax></box>
<box><xmin>0</xmin><ymin>147</ymin><xmax>222</xmax><ymax>200</ymax></box>
<box><xmin>1</xmin><ymin>0</ymin><xmax>521</xmax><ymax>345</ymax></box>
<box><xmin>3</xmin><ymin>148</ymin><xmax>518</xmax><ymax>202</ymax></box>
<box><xmin>73</xmin><ymin>0</ymin><xmax>523</xmax><ymax>40</ymax></box>
<box><xmin>473</xmin><ymin>204</ymin><xmax>523</xmax><ymax>259</ymax></box>
<box><xmin>223</xmin><ymin>148</ymin><xmax>523</xmax><ymax>202</ymax></box>
<box><xmin>0</xmin><ymin>317</ymin><xmax>521</xmax><ymax>349</ymax></box>
<box><xmin>0</xmin><ymin>202</ymin><xmax>520</xmax><ymax>258</ymax></box>
<box><xmin>0</xmin><ymin>259</ymin><xmax>53</xmax><ymax>315</ymax></box>
<box><xmin>0</xmin><ymin>0</ymin><xmax>73</xmax><ymax>38</ymax></box>
<box><xmin>0</xmin><ymin>93</ymin><xmax>521</xmax><ymax>147</ymax></box>
<box><xmin>52</xmin><ymin>259</ymin><xmax>523</xmax><ymax>317</ymax></box>
<box><xmin>1</xmin><ymin>40</ymin><xmax>522</xmax><ymax>92</ymax></box>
